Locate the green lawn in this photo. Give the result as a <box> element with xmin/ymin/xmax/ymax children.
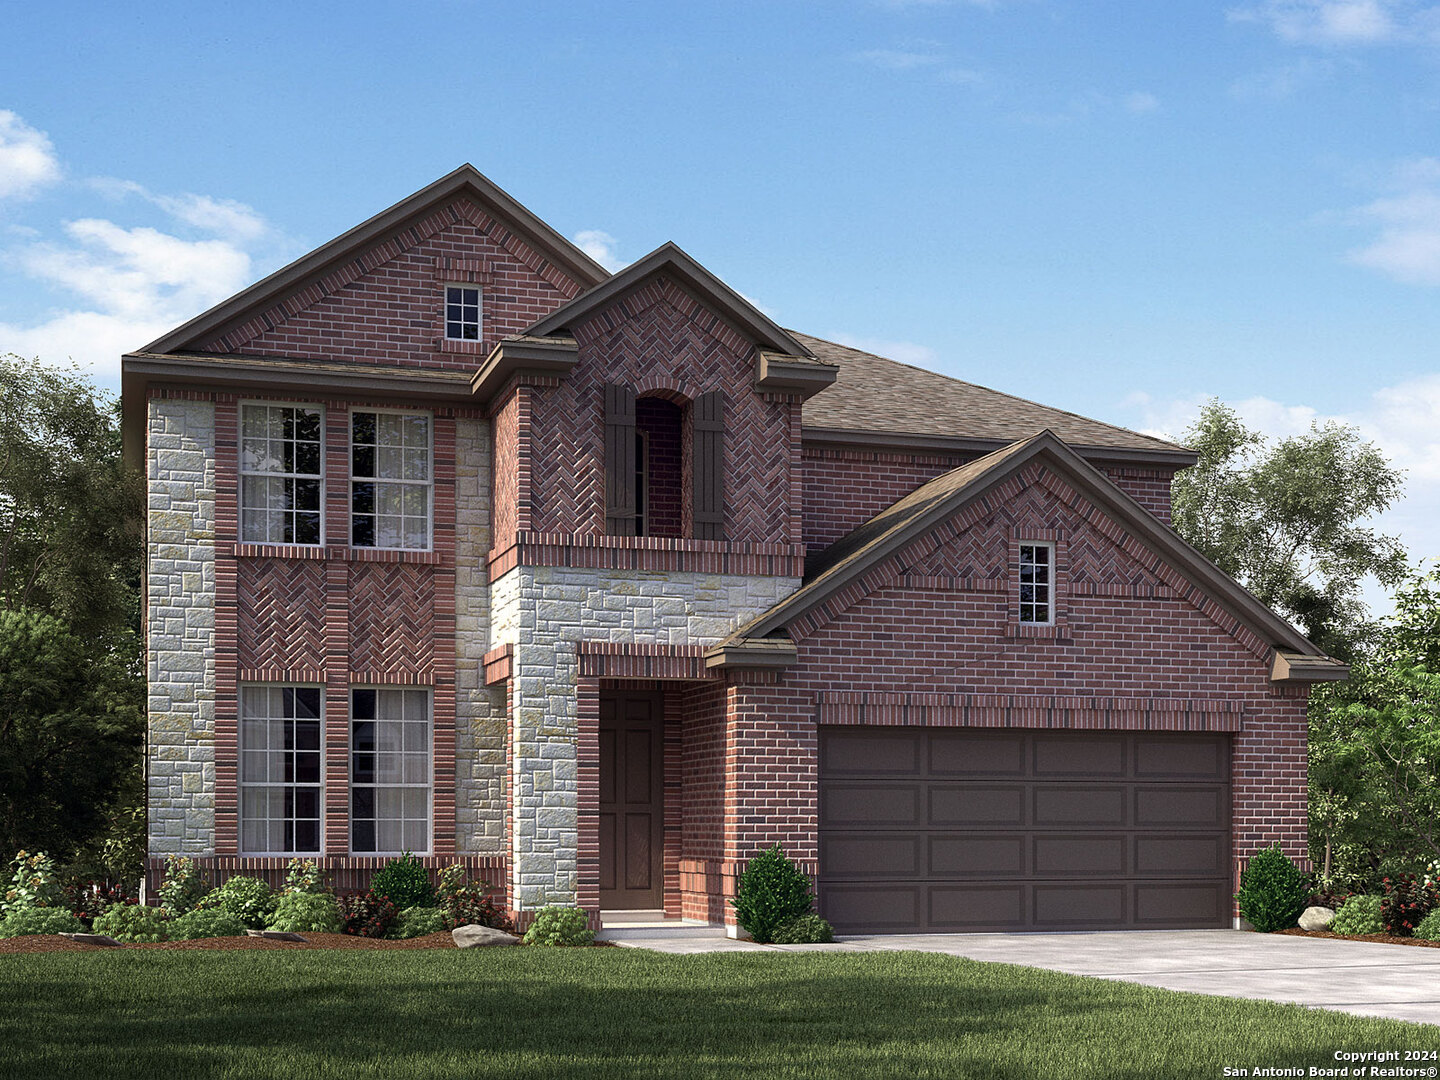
<box><xmin>1</xmin><ymin>948</ymin><xmax>1434</xmax><ymax>1079</ymax></box>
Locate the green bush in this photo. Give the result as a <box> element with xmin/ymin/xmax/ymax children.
<box><xmin>1414</xmin><ymin>910</ymin><xmax>1440</xmax><ymax>942</ymax></box>
<box><xmin>393</xmin><ymin>905</ymin><xmax>447</xmax><ymax>940</ymax></box>
<box><xmin>282</xmin><ymin>859</ymin><xmax>329</xmax><ymax>896</ymax></box>
<box><xmin>1235</xmin><ymin>846</ymin><xmax>1311</xmax><ymax>933</ymax></box>
<box><xmin>771</xmin><ymin>914</ymin><xmax>835</xmax><ymax>944</ymax></box>
<box><xmin>1331</xmin><ymin>894</ymin><xmax>1385</xmax><ymax>936</ymax></box>
<box><xmin>3</xmin><ymin>851</ymin><xmax>64</xmax><ymax>918</ymax></box>
<box><xmin>157</xmin><ymin>855</ymin><xmax>210</xmax><ymax>917</ymax></box>
<box><xmin>521</xmin><ymin>906</ymin><xmax>593</xmax><ymax>946</ymax></box>
<box><xmin>205</xmin><ymin>875</ymin><xmax>276</xmax><ymax>929</ymax></box>
<box><xmin>93</xmin><ymin>904</ymin><xmax>168</xmax><ymax>943</ymax></box>
<box><xmin>436</xmin><ymin>864</ymin><xmax>513</xmax><ymax>932</ymax></box>
<box><xmin>1381</xmin><ymin>873</ymin><xmax>1439</xmax><ymax>936</ymax></box>
<box><xmin>0</xmin><ymin>906</ymin><xmax>84</xmax><ymax>938</ymax></box>
<box><xmin>268</xmin><ymin>891</ymin><xmax>342</xmax><ymax>934</ymax></box>
<box><xmin>731</xmin><ymin>845</ymin><xmax>815</xmax><ymax>944</ymax></box>
<box><xmin>168</xmin><ymin>907</ymin><xmax>246</xmax><ymax>940</ymax></box>
<box><xmin>370</xmin><ymin>854</ymin><xmax>435</xmax><ymax>909</ymax></box>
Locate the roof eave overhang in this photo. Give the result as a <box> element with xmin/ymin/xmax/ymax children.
<box><xmin>1271</xmin><ymin>651</ymin><xmax>1351</xmax><ymax>684</ymax></box>
<box><xmin>703</xmin><ymin>639</ymin><xmax>799</xmax><ymax>671</ymax></box>
<box><xmin>471</xmin><ymin>336</ymin><xmax>580</xmax><ymax>406</ymax></box>
<box><xmin>801</xmin><ymin>425</ymin><xmax>1199</xmax><ymax>469</ymax></box>
<box><xmin>755</xmin><ymin>352</ymin><xmax>838</xmax><ymax>399</ymax></box>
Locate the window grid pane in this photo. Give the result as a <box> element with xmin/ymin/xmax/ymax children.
<box><xmin>444</xmin><ymin>285</ymin><xmax>481</xmax><ymax>341</ymax></box>
<box><xmin>351</xmin><ymin>688</ymin><xmax>430</xmax><ymax>854</ymax></box>
<box><xmin>239</xmin><ymin>405</ymin><xmax>323</xmax><ymax>545</ymax></box>
<box><xmin>351</xmin><ymin>411</ymin><xmax>432</xmax><ymax>550</ymax></box>
<box><xmin>239</xmin><ymin>686</ymin><xmax>322</xmax><ymax>854</ymax></box>
<box><xmin>1018</xmin><ymin>543</ymin><xmax>1054</xmax><ymax>624</ymax></box>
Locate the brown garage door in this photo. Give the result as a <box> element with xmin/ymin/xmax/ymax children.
<box><xmin>818</xmin><ymin>728</ymin><xmax>1232</xmax><ymax>933</ymax></box>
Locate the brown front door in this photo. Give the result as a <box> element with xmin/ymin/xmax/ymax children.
<box><xmin>599</xmin><ymin>691</ymin><xmax>664</xmax><ymax>909</ymax></box>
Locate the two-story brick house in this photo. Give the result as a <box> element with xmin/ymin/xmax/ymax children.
<box><xmin>123</xmin><ymin>165</ymin><xmax>1344</xmax><ymax>934</ymax></box>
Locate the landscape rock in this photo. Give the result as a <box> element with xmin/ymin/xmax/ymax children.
<box><xmin>59</xmin><ymin>933</ymin><xmax>122</xmax><ymax>947</ymax></box>
<box><xmin>246</xmin><ymin>930</ymin><xmax>308</xmax><ymax>942</ymax></box>
<box><xmin>1299</xmin><ymin>906</ymin><xmax>1336</xmax><ymax>931</ymax></box>
<box><xmin>452</xmin><ymin>924</ymin><xmax>520</xmax><ymax>948</ymax></box>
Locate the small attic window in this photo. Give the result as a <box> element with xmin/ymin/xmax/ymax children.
<box><xmin>444</xmin><ymin>285</ymin><xmax>481</xmax><ymax>341</ymax></box>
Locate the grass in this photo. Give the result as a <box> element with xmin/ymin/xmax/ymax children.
<box><xmin>1</xmin><ymin>948</ymin><xmax>1435</xmax><ymax>1079</ymax></box>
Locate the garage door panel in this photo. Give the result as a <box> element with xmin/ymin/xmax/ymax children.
<box><xmin>821</xmin><ymin>834</ymin><xmax>923</xmax><ymax>877</ymax></box>
<box><xmin>1135</xmin><ymin>786</ymin><xmax>1227</xmax><ymax>827</ymax></box>
<box><xmin>1135</xmin><ymin>882</ymin><xmax>1230</xmax><ymax>924</ymax></box>
<box><xmin>1034</xmin><ymin>834</ymin><xmax>1127</xmax><ymax>877</ymax></box>
<box><xmin>1034</xmin><ymin>883</ymin><xmax>1126</xmax><ymax>925</ymax></box>
<box><xmin>929</xmin><ymin>885</ymin><xmax>1025</xmax><ymax>928</ymax></box>
<box><xmin>1033</xmin><ymin>786</ymin><xmax>1127</xmax><ymax>826</ymax></box>
<box><xmin>821</xmin><ymin>731</ymin><xmax>922</xmax><ymax>776</ymax></box>
<box><xmin>929</xmin><ymin>732</ymin><xmax>1026</xmax><ymax>776</ymax></box>
<box><xmin>1134</xmin><ymin>834</ymin><xmax>1227</xmax><ymax>876</ymax></box>
<box><xmin>822</xmin><ymin>885</ymin><xmax>922</xmax><ymax>932</ymax></box>
<box><xmin>821</xmin><ymin>783</ymin><xmax>922</xmax><ymax>827</ymax></box>
<box><xmin>929</xmin><ymin>835</ymin><xmax>1026</xmax><ymax>877</ymax></box>
<box><xmin>1034</xmin><ymin>735</ymin><xmax>1127</xmax><ymax>777</ymax></box>
<box><xmin>930</xmin><ymin>785</ymin><xmax>1025</xmax><ymax>826</ymax></box>
<box><xmin>1135</xmin><ymin>736</ymin><xmax>1227</xmax><ymax>780</ymax></box>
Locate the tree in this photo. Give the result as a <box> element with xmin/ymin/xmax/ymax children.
<box><xmin>1170</xmin><ymin>400</ymin><xmax>1406</xmax><ymax>659</ymax></box>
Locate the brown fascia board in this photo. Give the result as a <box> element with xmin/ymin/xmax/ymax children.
<box><xmin>1271</xmin><ymin>652</ymin><xmax>1351</xmax><ymax>684</ymax></box>
<box><xmin>728</xmin><ymin>429</ymin><xmax>1319</xmax><ymax>661</ymax></box>
<box><xmin>801</xmin><ymin>425</ymin><xmax>1199</xmax><ymax>470</ymax></box>
<box><xmin>139</xmin><ymin>165</ymin><xmax>610</xmax><ymax>356</ymax></box>
<box><xmin>756</xmin><ymin>351</ymin><xmax>838</xmax><ymax>399</ymax></box>
<box><xmin>120</xmin><ymin>351</ymin><xmax>474</xmax><ymax>468</ymax></box>
<box><xmin>525</xmin><ymin>242</ymin><xmax>813</xmax><ymax>359</ymax></box>
<box><xmin>470</xmin><ymin>336</ymin><xmax>580</xmax><ymax>405</ymax></box>
<box><xmin>703</xmin><ymin>639</ymin><xmax>799</xmax><ymax>670</ymax></box>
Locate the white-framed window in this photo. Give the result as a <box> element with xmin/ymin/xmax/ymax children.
<box><xmin>350</xmin><ymin>410</ymin><xmax>432</xmax><ymax>550</ymax></box>
<box><xmin>444</xmin><ymin>284</ymin><xmax>481</xmax><ymax>341</ymax></box>
<box><xmin>1018</xmin><ymin>542</ymin><xmax>1055</xmax><ymax>625</ymax></box>
<box><xmin>239</xmin><ymin>686</ymin><xmax>323</xmax><ymax>855</ymax></box>
<box><xmin>240</xmin><ymin>403</ymin><xmax>323</xmax><ymax>545</ymax></box>
<box><xmin>350</xmin><ymin>687</ymin><xmax>431</xmax><ymax>854</ymax></box>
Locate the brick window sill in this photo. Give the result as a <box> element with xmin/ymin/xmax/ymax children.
<box><xmin>226</xmin><ymin>541</ymin><xmax>443</xmax><ymax>565</ymax></box>
<box><xmin>1006</xmin><ymin>619</ymin><xmax>1072</xmax><ymax>641</ymax></box>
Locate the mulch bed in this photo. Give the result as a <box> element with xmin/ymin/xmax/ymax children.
<box><xmin>1278</xmin><ymin>928</ymin><xmax>1440</xmax><ymax>948</ymax></box>
<box><xmin>0</xmin><ymin>931</ymin><xmax>461</xmax><ymax>954</ymax></box>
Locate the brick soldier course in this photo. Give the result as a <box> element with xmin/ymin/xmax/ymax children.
<box><xmin>123</xmin><ymin>165</ymin><xmax>1344</xmax><ymax>933</ymax></box>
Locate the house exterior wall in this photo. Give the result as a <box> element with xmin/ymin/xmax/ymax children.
<box><xmin>146</xmin><ymin>397</ymin><xmax>218</xmax><ymax>855</ymax></box>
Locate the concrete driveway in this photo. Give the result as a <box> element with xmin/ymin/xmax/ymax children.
<box><xmin>606</xmin><ymin>927</ymin><xmax>1440</xmax><ymax>1025</ymax></box>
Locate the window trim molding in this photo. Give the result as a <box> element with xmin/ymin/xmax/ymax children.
<box><xmin>1017</xmin><ymin>539</ymin><xmax>1057</xmax><ymax>626</ymax></box>
<box><xmin>348</xmin><ymin>684</ymin><xmax>434</xmax><ymax>857</ymax></box>
<box><xmin>442</xmin><ymin>282</ymin><xmax>483</xmax><ymax>343</ymax></box>
<box><xmin>348</xmin><ymin>406</ymin><xmax>435</xmax><ymax>553</ymax></box>
<box><xmin>237</xmin><ymin>682</ymin><xmax>326</xmax><ymax>858</ymax></box>
<box><xmin>1008</xmin><ymin>531</ymin><xmax>1070</xmax><ymax>639</ymax></box>
<box><xmin>238</xmin><ymin>400</ymin><xmax>326</xmax><ymax>548</ymax></box>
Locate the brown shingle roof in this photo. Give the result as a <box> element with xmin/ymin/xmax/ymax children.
<box><xmin>793</xmin><ymin>332</ymin><xmax>1189</xmax><ymax>459</ymax></box>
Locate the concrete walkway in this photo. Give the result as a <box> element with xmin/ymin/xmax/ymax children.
<box><xmin>602</xmin><ymin>926</ymin><xmax>1440</xmax><ymax>1026</ymax></box>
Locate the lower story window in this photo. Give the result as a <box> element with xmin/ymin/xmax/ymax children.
<box><xmin>240</xmin><ymin>686</ymin><xmax>322</xmax><ymax>854</ymax></box>
<box><xmin>351</xmin><ymin>688</ymin><xmax>431</xmax><ymax>854</ymax></box>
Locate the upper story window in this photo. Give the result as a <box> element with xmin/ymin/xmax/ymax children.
<box><xmin>1018</xmin><ymin>542</ymin><xmax>1054</xmax><ymax>624</ymax></box>
<box><xmin>444</xmin><ymin>285</ymin><xmax>481</xmax><ymax>341</ymax></box>
<box><xmin>351</xmin><ymin>410</ymin><xmax>431</xmax><ymax>550</ymax></box>
<box><xmin>240</xmin><ymin>404</ymin><xmax>323</xmax><ymax>545</ymax></box>
<box><xmin>605</xmin><ymin>385</ymin><xmax>722</xmax><ymax>540</ymax></box>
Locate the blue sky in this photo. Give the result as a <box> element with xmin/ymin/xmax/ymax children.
<box><xmin>2</xmin><ymin>0</ymin><xmax>1438</xmax><ymax>607</ymax></box>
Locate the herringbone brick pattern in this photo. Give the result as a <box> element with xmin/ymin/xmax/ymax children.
<box><xmin>349</xmin><ymin>562</ymin><xmax>436</xmax><ymax>674</ymax></box>
<box><xmin>236</xmin><ymin>559</ymin><xmax>327</xmax><ymax>670</ymax></box>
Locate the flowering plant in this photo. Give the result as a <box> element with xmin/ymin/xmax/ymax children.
<box><xmin>3</xmin><ymin>851</ymin><xmax>62</xmax><ymax>917</ymax></box>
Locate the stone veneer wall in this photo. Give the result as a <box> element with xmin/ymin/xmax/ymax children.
<box><xmin>453</xmin><ymin>417</ymin><xmax>506</xmax><ymax>854</ymax></box>
<box><xmin>490</xmin><ymin>566</ymin><xmax>801</xmax><ymax>908</ymax></box>
<box><xmin>146</xmin><ymin>398</ymin><xmax>218</xmax><ymax>855</ymax></box>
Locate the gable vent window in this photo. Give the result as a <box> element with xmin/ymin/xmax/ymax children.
<box><xmin>1018</xmin><ymin>542</ymin><xmax>1054</xmax><ymax>624</ymax></box>
<box><xmin>444</xmin><ymin>285</ymin><xmax>481</xmax><ymax>341</ymax></box>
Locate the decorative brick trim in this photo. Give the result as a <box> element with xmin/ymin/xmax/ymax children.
<box><xmin>226</xmin><ymin>542</ymin><xmax>445</xmax><ymax>565</ymax></box>
<box><xmin>435</xmin><ymin>257</ymin><xmax>493</xmax><ymax>284</ymax></box>
<box><xmin>575</xmin><ymin>676</ymin><xmax>601</xmax><ymax>921</ymax></box>
<box><xmin>348</xmin><ymin>670</ymin><xmax>436</xmax><ymax>685</ymax></box>
<box><xmin>663</xmin><ymin>686</ymin><xmax>684</xmax><ymax>918</ymax></box>
<box><xmin>577</xmin><ymin>642</ymin><xmax>719</xmax><ymax>681</ymax></box>
<box><xmin>145</xmin><ymin>854</ymin><xmax>506</xmax><ymax>897</ymax></box>
<box><xmin>213</xmin><ymin>398</ymin><xmax>240</xmax><ymax>854</ymax></box>
<box><xmin>814</xmin><ymin>692</ymin><xmax>1244</xmax><ymax>731</ymax></box>
<box><xmin>482</xmin><ymin>644</ymin><xmax>513</xmax><ymax>686</ymax></box>
<box><xmin>488</xmin><ymin>533</ymin><xmax>807</xmax><ymax>580</ymax></box>
<box><xmin>239</xmin><ymin>668</ymin><xmax>325</xmax><ymax>684</ymax></box>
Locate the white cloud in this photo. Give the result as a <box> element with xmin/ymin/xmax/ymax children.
<box><xmin>854</xmin><ymin>46</ymin><xmax>947</xmax><ymax>70</ymax></box>
<box><xmin>571</xmin><ymin>228</ymin><xmax>625</xmax><ymax>272</ymax></box>
<box><xmin>1348</xmin><ymin>157</ymin><xmax>1440</xmax><ymax>285</ymax></box>
<box><xmin>829</xmin><ymin>333</ymin><xmax>939</xmax><ymax>368</ymax></box>
<box><xmin>1122</xmin><ymin>91</ymin><xmax>1161</xmax><ymax>114</ymax></box>
<box><xmin>1230</xmin><ymin>0</ymin><xmax>1440</xmax><ymax>45</ymax></box>
<box><xmin>1228</xmin><ymin>58</ymin><xmax>1341</xmax><ymax>100</ymax></box>
<box><xmin>0</xmin><ymin>110</ymin><xmax>61</xmax><ymax>201</ymax></box>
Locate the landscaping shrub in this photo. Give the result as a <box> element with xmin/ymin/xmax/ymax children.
<box><xmin>3</xmin><ymin>851</ymin><xmax>63</xmax><ymax>917</ymax></box>
<box><xmin>771</xmin><ymin>914</ymin><xmax>835</xmax><ymax>944</ymax></box>
<box><xmin>1414</xmin><ymin>910</ymin><xmax>1440</xmax><ymax>942</ymax></box>
<box><xmin>0</xmin><ymin>906</ymin><xmax>83</xmax><ymax>938</ymax></box>
<box><xmin>204</xmin><ymin>875</ymin><xmax>276</xmax><ymax>929</ymax></box>
<box><xmin>268</xmin><ymin>891</ymin><xmax>342</xmax><ymax>934</ymax></box>
<box><xmin>61</xmin><ymin>877</ymin><xmax>134</xmax><ymax>925</ymax></box>
<box><xmin>157</xmin><ymin>855</ymin><xmax>210</xmax><ymax>917</ymax></box>
<box><xmin>731</xmin><ymin>845</ymin><xmax>815</xmax><ymax>944</ymax></box>
<box><xmin>1381</xmin><ymin>872</ymin><xmax>1440</xmax><ymax>936</ymax></box>
<box><xmin>1330</xmin><ymin>894</ymin><xmax>1385</xmax><ymax>936</ymax></box>
<box><xmin>339</xmin><ymin>890</ymin><xmax>398</xmax><ymax>938</ymax></box>
<box><xmin>1235</xmin><ymin>845</ymin><xmax>1311</xmax><ymax>933</ymax></box>
<box><xmin>521</xmin><ymin>906</ymin><xmax>593</xmax><ymax>946</ymax></box>
<box><xmin>167</xmin><ymin>907</ymin><xmax>246</xmax><ymax>940</ymax></box>
<box><xmin>436</xmin><ymin>864</ymin><xmax>513</xmax><ymax>932</ymax></box>
<box><xmin>370</xmin><ymin>854</ymin><xmax>435</xmax><ymax>909</ymax></box>
<box><xmin>282</xmin><ymin>858</ymin><xmax>329</xmax><ymax>896</ymax></box>
<box><xmin>93</xmin><ymin>904</ymin><xmax>168</xmax><ymax>943</ymax></box>
<box><xmin>393</xmin><ymin>905</ymin><xmax>447</xmax><ymax>939</ymax></box>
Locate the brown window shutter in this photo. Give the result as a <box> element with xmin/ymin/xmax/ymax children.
<box><xmin>692</xmin><ymin>389</ymin><xmax>724</xmax><ymax>541</ymax></box>
<box><xmin>605</xmin><ymin>383</ymin><xmax>638</xmax><ymax>535</ymax></box>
